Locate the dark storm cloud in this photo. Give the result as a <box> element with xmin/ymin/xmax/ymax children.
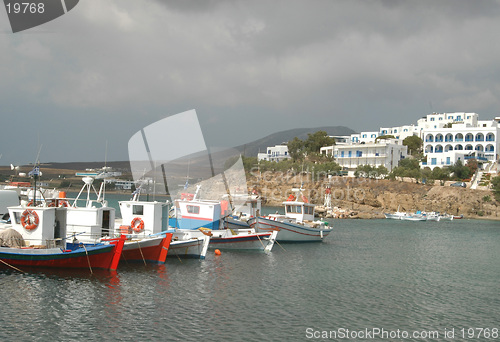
<box><xmin>1</xmin><ymin>0</ymin><xmax>500</xmax><ymax>164</ymax></box>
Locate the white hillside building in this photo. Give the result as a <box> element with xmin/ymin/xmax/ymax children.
<box><xmin>420</xmin><ymin>116</ymin><xmax>499</xmax><ymax>170</ymax></box>
<box><xmin>320</xmin><ymin>138</ymin><xmax>408</xmax><ymax>172</ymax></box>
<box><xmin>257</xmin><ymin>144</ymin><xmax>290</xmax><ymax>162</ymax></box>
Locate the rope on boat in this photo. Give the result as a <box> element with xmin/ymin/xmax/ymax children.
<box><xmin>136</xmin><ymin>240</ymin><xmax>146</xmax><ymax>266</ymax></box>
<box><xmin>256</xmin><ymin>234</ymin><xmax>266</xmax><ymax>250</ymax></box>
<box><xmin>274</xmin><ymin>239</ymin><xmax>287</xmax><ymax>252</ymax></box>
<box><xmin>0</xmin><ymin>258</ymin><xmax>25</xmax><ymax>273</ymax></box>
<box><xmin>81</xmin><ymin>244</ymin><xmax>93</xmax><ymax>275</ymax></box>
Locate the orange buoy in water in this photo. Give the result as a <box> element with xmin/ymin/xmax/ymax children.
<box><xmin>214</xmin><ymin>249</ymin><xmax>221</xmax><ymax>256</ymax></box>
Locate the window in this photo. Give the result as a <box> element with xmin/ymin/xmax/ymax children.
<box><xmin>430</xmin><ymin>118</ymin><xmax>435</xmax><ymax>121</ymax></box>
<box><xmin>431</xmin><ymin>158</ymin><xmax>437</xmax><ymax>165</ymax></box>
<box><xmin>348</xmin><ymin>151</ymin><xmax>352</xmax><ymax>157</ymax></box>
<box><xmin>133</xmin><ymin>205</ymin><xmax>144</xmax><ymax>215</ymax></box>
<box><xmin>267</xmin><ymin>150</ymin><xmax>271</xmax><ymax>154</ymax></box>
<box><xmin>187</xmin><ymin>205</ymin><xmax>200</xmax><ymax>214</ymax></box>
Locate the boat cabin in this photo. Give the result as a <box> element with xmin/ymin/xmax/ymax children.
<box><xmin>284</xmin><ymin>201</ymin><xmax>316</xmax><ymax>223</ymax></box>
<box><xmin>172</xmin><ymin>199</ymin><xmax>222</xmax><ymax>230</ymax></box>
<box><xmin>119</xmin><ymin>200</ymin><xmax>169</xmax><ymax>236</ymax></box>
<box><xmin>65</xmin><ymin>205</ymin><xmax>115</xmax><ymax>242</ymax></box>
<box><xmin>7</xmin><ymin>206</ymin><xmax>67</xmax><ymax>247</ymax></box>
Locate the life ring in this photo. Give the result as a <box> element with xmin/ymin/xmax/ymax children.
<box><xmin>21</xmin><ymin>209</ymin><xmax>39</xmax><ymax>230</ymax></box>
<box><xmin>131</xmin><ymin>217</ymin><xmax>145</xmax><ymax>232</ymax></box>
<box><xmin>58</xmin><ymin>200</ymin><xmax>69</xmax><ymax>207</ymax></box>
<box><xmin>27</xmin><ymin>200</ymin><xmax>34</xmax><ymax>207</ymax></box>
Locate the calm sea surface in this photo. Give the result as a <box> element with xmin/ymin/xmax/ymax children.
<box><xmin>1</xmin><ymin>195</ymin><xmax>499</xmax><ymax>341</ymax></box>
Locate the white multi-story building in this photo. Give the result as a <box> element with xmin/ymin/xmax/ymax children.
<box><xmin>257</xmin><ymin>144</ymin><xmax>290</xmax><ymax>162</ymax></box>
<box><xmin>320</xmin><ymin>138</ymin><xmax>408</xmax><ymax>171</ymax></box>
<box><xmin>343</xmin><ymin>112</ymin><xmax>498</xmax><ymax>170</ymax></box>
<box><xmin>420</xmin><ymin>117</ymin><xmax>499</xmax><ymax>170</ymax></box>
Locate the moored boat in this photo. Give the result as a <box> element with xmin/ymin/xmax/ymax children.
<box><xmin>0</xmin><ymin>234</ymin><xmax>126</xmax><ymax>271</ymax></box>
<box><xmin>2</xmin><ymin>203</ymin><xmax>126</xmax><ymax>271</ymax></box>
<box><xmin>167</xmin><ymin>186</ymin><xmax>277</xmax><ymax>252</ymax></box>
<box><xmin>248</xmin><ymin>188</ymin><xmax>333</xmax><ymax>242</ymax></box>
<box><xmin>119</xmin><ymin>196</ymin><xmax>211</xmax><ymax>259</ymax></box>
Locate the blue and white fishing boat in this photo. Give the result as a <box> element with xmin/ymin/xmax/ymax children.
<box><xmin>169</xmin><ymin>185</ymin><xmax>277</xmax><ymax>252</ymax></box>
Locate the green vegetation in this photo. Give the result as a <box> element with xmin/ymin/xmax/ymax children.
<box><xmin>402</xmin><ymin>135</ymin><xmax>423</xmax><ymax>157</ymax></box>
<box><xmin>491</xmin><ymin>175</ymin><xmax>500</xmax><ymax>202</ymax></box>
<box><xmin>449</xmin><ymin>160</ymin><xmax>470</xmax><ymax>180</ymax></box>
<box><xmin>287</xmin><ymin>131</ymin><xmax>335</xmax><ymax>162</ymax></box>
<box><xmin>375</xmin><ymin>135</ymin><xmax>396</xmax><ymax>141</ymax></box>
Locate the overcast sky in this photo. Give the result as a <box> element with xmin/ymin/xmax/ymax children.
<box><xmin>1</xmin><ymin>0</ymin><xmax>500</xmax><ymax>166</ymax></box>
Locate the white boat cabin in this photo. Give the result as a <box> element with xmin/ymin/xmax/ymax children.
<box><xmin>119</xmin><ymin>200</ymin><xmax>169</xmax><ymax>236</ymax></box>
<box><xmin>283</xmin><ymin>189</ymin><xmax>316</xmax><ymax>223</ymax></box>
<box><xmin>7</xmin><ymin>206</ymin><xmax>67</xmax><ymax>247</ymax></box>
<box><xmin>284</xmin><ymin>201</ymin><xmax>316</xmax><ymax>223</ymax></box>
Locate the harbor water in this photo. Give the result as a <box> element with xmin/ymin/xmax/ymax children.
<box><xmin>1</xmin><ymin>213</ymin><xmax>499</xmax><ymax>341</ymax></box>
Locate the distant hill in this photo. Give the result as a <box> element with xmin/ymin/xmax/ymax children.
<box><xmin>20</xmin><ymin>126</ymin><xmax>355</xmax><ymax>171</ymax></box>
<box><xmin>38</xmin><ymin>161</ymin><xmax>131</xmax><ymax>171</ymax></box>
<box><xmin>235</xmin><ymin>126</ymin><xmax>355</xmax><ymax>156</ymax></box>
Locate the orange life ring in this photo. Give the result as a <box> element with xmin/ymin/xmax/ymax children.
<box><xmin>21</xmin><ymin>209</ymin><xmax>39</xmax><ymax>230</ymax></box>
<box><xmin>58</xmin><ymin>200</ymin><xmax>69</xmax><ymax>207</ymax></box>
<box><xmin>27</xmin><ymin>200</ymin><xmax>34</xmax><ymax>206</ymax></box>
<box><xmin>131</xmin><ymin>217</ymin><xmax>145</xmax><ymax>232</ymax></box>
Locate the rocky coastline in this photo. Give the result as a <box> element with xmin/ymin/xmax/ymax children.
<box><xmin>247</xmin><ymin>172</ymin><xmax>499</xmax><ymax>220</ymax></box>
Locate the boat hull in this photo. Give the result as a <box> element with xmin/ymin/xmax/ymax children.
<box><xmin>168</xmin><ymin>235</ymin><xmax>210</xmax><ymax>259</ymax></box>
<box><xmin>120</xmin><ymin>234</ymin><xmax>172</xmax><ymax>264</ymax></box>
<box><xmin>0</xmin><ymin>236</ymin><xmax>125</xmax><ymax>271</ymax></box>
<box><xmin>249</xmin><ymin>217</ymin><xmax>332</xmax><ymax>242</ymax></box>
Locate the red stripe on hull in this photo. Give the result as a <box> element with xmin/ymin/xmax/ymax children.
<box><xmin>121</xmin><ymin>234</ymin><xmax>173</xmax><ymax>264</ymax></box>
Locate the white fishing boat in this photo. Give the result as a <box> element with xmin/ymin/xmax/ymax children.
<box><xmin>439</xmin><ymin>214</ymin><xmax>454</xmax><ymax>221</ymax></box>
<box><xmin>4</xmin><ymin>205</ymin><xmax>126</xmax><ymax>271</ymax></box>
<box><xmin>400</xmin><ymin>213</ymin><xmax>427</xmax><ymax>221</ymax></box>
<box><xmin>383</xmin><ymin>206</ymin><xmax>408</xmax><ymax>220</ymax></box>
<box><xmin>248</xmin><ymin>188</ymin><xmax>333</xmax><ymax>242</ymax></box>
<box><xmin>54</xmin><ymin>177</ymin><xmax>174</xmax><ymax>264</ymax></box>
<box><xmin>423</xmin><ymin>212</ymin><xmax>441</xmax><ymax>221</ymax></box>
<box><xmin>119</xmin><ymin>194</ymin><xmax>210</xmax><ymax>259</ymax></box>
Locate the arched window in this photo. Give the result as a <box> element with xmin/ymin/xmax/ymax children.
<box><xmin>425</xmin><ymin>134</ymin><xmax>434</xmax><ymax>142</ymax></box>
<box><xmin>455</xmin><ymin>133</ymin><xmax>463</xmax><ymax>142</ymax></box>
<box><xmin>475</xmin><ymin>133</ymin><xmax>484</xmax><ymax>142</ymax></box>
<box><xmin>465</xmin><ymin>133</ymin><xmax>474</xmax><ymax>142</ymax></box>
<box><xmin>455</xmin><ymin>144</ymin><xmax>463</xmax><ymax>150</ymax></box>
